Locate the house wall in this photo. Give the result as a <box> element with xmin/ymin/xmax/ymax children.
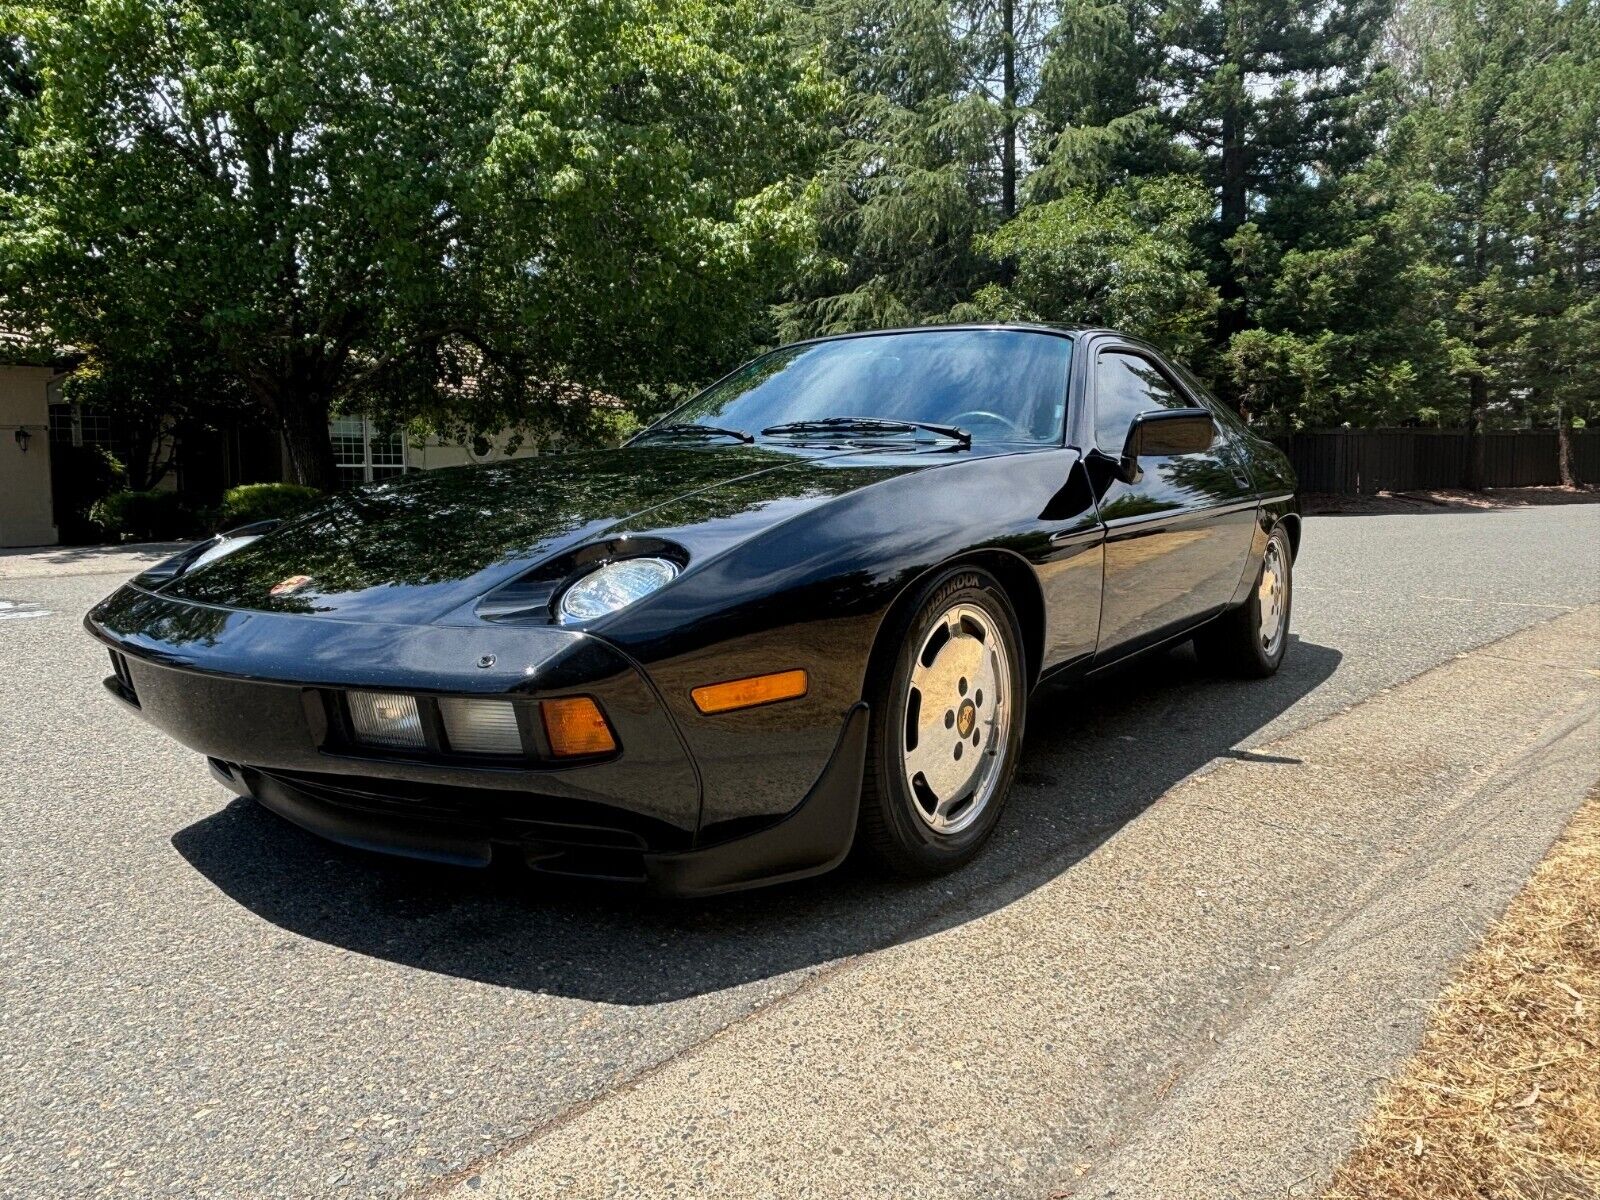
<box><xmin>0</xmin><ymin>365</ymin><xmax>60</xmax><ymax>547</ymax></box>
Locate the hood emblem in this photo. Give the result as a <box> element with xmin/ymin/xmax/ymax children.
<box><xmin>269</xmin><ymin>575</ymin><xmax>314</xmax><ymax>597</ymax></box>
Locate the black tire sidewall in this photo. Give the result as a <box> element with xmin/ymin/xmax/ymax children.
<box><xmin>866</xmin><ymin>567</ymin><xmax>1026</xmax><ymax>871</ymax></box>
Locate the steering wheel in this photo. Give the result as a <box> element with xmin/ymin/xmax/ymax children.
<box><xmin>950</xmin><ymin>410</ymin><xmax>1032</xmax><ymax>439</ymax></box>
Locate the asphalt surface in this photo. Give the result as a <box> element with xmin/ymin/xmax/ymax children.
<box><xmin>1</xmin><ymin>505</ymin><xmax>1597</xmax><ymax>1200</ymax></box>
<box><xmin>451</xmin><ymin>606</ymin><xmax>1600</xmax><ymax>1200</ymax></box>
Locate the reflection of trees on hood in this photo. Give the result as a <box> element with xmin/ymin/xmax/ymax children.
<box><xmin>162</xmin><ymin>448</ymin><xmax>916</xmax><ymax>609</ymax></box>
<box><xmin>97</xmin><ymin>590</ymin><xmax>231</xmax><ymax>648</ymax></box>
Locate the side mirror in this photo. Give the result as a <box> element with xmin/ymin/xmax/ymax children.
<box><xmin>1116</xmin><ymin>407</ymin><xmax>1215</xmax><ymax>480</ymax></box>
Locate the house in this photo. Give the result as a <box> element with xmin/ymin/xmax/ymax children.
<box><xmin>5</xmin><ymin>336</ymin><xmax>599</xmax><ymax>547</ymax></box>
<box><xmin>10</xmin><ymin>389</ymin><xmax>543</xmax><ymax>547</ymax></box>
<box><xmin>0</xmin><ymin>332</ymin><xmax>75</xmax><ymax>548</ymax></box>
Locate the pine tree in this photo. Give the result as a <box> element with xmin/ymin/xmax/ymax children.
<box><xmin>1388</xmin><ymin>0</ymin><xmax>1599</xmax><ymax>486</ymax></box>
<box><xmin>778</xmin><ymin>0</ymin><xmax>1060</xmax><ymax>336</ymax></box>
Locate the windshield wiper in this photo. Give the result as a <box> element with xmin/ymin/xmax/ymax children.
<box><xmin>636</xmin><ymin>422</ymin><xmax>753</xmax><ymax>444</ymax></box>
<box><xmin>760</xmin><ymin>416</ymin><xmax>971</xmax><ymax>448</ymax></box>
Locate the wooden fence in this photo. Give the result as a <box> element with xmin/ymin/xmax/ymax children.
<box><xmin>1271</xmin><ymin>430</ymin><xmax>1600</xmax><ymax>495</ymax></box>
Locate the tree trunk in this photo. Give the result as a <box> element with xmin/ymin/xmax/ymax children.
<box><xmin>1217</xmin><ymin>0</ymin><xmax>1248</xmax><ymax>356</ymax></box>
<box><xmin>1463</xmin><ymin>369</ymin><xmax>1488</xmax><ymax>491</ymax></box>
<box><xmin>1463</xmin><ymin>181</ymin><xmax>1490</xmax><ymax>491</ymax></box>
<box><xmin>1556</xmin><ymin>401</ymin><xmax>1576</xmax><ymax>488</ymax></box>
<box><xmin>275</xmin><ymin>389</ymin><xmax>340</xmax><ymax>491</ymax></box>
<box><xmin>1001</xmin><ymin>0</ymin><xmax>1017</xmax><ymax>219</ymax></box>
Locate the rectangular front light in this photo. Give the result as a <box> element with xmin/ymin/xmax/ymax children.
<box><xmin>347</xmin><ymin>692</ymin><xmax>426</xmax><ymax>749</ymax></box>
<box><xmin>691</xmin><ymin>669</ymin><xmax>809</xmax><ymax>715</ymax></box>
<box><xmin>438</xmin><ymin>697</ymin><xmax>524</xmax><ymax>756</ymax></box>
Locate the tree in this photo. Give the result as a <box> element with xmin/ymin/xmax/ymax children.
<box><xmin>778</xmin><ymin>0</ymin><xmax>1070</xmax><ymax>337</ymax></box>
<box><xmin>1146</xmin><ymin>0</ymin><xmax>1392</xmax><ymax>345</ymax></box>
<box><xmin>0</xmin><ymin>34</ymin><xmax>32</xmax><ymax>182</ymax></box>
<box><xmin>1030</xmin><ymin>2</ymin><xmax>1391</xmax><ymax>345</ymax></box>
<box><xmin>1386</xmin><ymin>0</ymin><xmax>1600</xmax><ymax>486</ymax></box>
<box><xmin>60</xmin><ymin>340</ymin><xmax>250</xmax><ymax>492</ymax></box>
<box><xmin>1217</xmin><ymin>168</ymin><xmax>1462</xmax><ymax>430</ymax></box>
<box><xmin>962</xmin><ymin>175</ymin><xmax>1219</xmax><ymax>357</ymax></box>
<box><xmin>2</xmin><ymin>0</ymin><xmax>821</xmax><ymax>487</ymax></box>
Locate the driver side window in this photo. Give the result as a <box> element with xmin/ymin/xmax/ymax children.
<box><xmin>1093</xmin><ymin>351</ymin><xmax>1189</xmax><ymax>453</ymax></box>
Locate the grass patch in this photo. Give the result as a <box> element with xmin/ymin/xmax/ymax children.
<box><xmin>1323</xmin><ymin>792</ymin><xmax>1600</xmax><ymax>1199</ymax></box>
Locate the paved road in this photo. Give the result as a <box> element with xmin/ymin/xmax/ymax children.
<box><xmin>1</xmin><ymin>505</ymin><xmax>1597</xmax><ymax>1200</ymax></box>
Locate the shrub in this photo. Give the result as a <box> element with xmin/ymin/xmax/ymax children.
<box><xmin>215</xmin><ymin>483</ymin><xmax>323</xmax><ymax>530</ymax></box>
<box><xmin>89</xmin><ymin>490</ymin><xmax>195</xmax><ymax>542</ymax></box>
<box><xmin>51</xmin><ymin>445</ymin><xmax>127</xmax><ymax>545</ymax></box>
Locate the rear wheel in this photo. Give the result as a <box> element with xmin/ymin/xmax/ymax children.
<box><xmin>1193</xmin><ymin>524</ymin><xmax>1293</xmax><ymax>678</ymax></box>
<box><xmin>859</xmin><ymin>567</ymin><xmax>1025</xmax><ymax>876</ymax></box>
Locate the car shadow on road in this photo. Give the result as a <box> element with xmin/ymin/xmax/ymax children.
<box><xmin>171</xmin><ymin>636</ymin><xmax>1341</xmax><ymax>1005</ymax></box>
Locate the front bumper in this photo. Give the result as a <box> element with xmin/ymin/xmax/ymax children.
<box><xmin>210</xmin><ymin>703</ymin><xmax>867</xmax><ymax>897</ymax></box>
<box><xmin>87</xmin><ymin>585</ymin><xmax>865</xmax><ymax>894</ymax></box>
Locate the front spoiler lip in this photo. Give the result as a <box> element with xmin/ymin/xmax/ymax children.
<box><xmin>213</xmin><ymin>704</ymin><xmax>868</xmax><ymax>897</ymax></box>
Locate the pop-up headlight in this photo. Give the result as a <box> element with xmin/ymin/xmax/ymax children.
<box><xmin>556</xmin><ymin>557</ymin><xmax>679</xmax><ymax>625</ymax></box>
<box><xmin>186</xmin><ymin>533</ymin><xmax>263</xmax><ymax>572</ymax></box>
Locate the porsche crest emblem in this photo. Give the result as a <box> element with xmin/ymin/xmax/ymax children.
<box><xmin>956</xmin><ymin>701</ymin><xmax>976</xmax><ymax>737</ymax></box>
<box><xmin>269</xmin><ymin>575</ymin><xmax>314</xmax><ymax>597</ymax></box>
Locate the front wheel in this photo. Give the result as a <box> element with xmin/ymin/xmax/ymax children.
<box><xmin>1193</xmin><ymin>524</ymin><xmax>1293</xmax><ymax>678</ymax></box>
<box><xmin>858</xmin><ymin>567</ymin><xmax>1025</xmax><ymax>877</ymax></box>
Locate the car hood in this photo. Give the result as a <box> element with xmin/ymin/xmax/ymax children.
<box><xmin>149</xmin><ymin>444</ymin><xmax>968</xmax><ymax>623</ymax></box>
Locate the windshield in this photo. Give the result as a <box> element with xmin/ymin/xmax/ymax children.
<box><xmin>661</xmin><ymin>328</ymin><xmax>1072</xmax><ymax>445</ymax></box>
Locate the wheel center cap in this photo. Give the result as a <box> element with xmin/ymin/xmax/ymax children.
<box><xmin>956</xmin><ymin>700</ymin><xmax>976</xmax><ymax>738</ymax></box>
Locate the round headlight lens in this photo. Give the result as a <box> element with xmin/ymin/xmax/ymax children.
<box><xmin>557</xmin><ymin>557</ymin><xmax>679</xmax><ymax>625</ymax></box>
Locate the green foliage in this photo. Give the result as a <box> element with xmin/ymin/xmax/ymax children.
<box><xmin>89</xmin><ymin>490</ymin><xmax>197</xmax><ymax>543</ymax></box>
<box><xmin>3</xmin><ymin>0</ymin><xmax>1596</xmax><ymax>463</ymax></box>
<box><xmin>1373</xmin><ymin>0</ymin><xmax>1600</xmax><ymax>476</ymax></box>
<box><xmin>1218</xmin><ymin>185</ymin><xmax>1462</xmax><ymax>428</ymax></box>
<box><xmin>775</xmin><ymin>0</ymin><xmax>1006</xmax><ymax>337</ymax></box>
<box><xmin>2</xmin><ymin>0</ymin><xmax>824</xmax><ymax>485</ymax></box>
<box><xmin>216</xmin><ymin>483</ymin><xmax>325</xmax><ymax>530</ymax></box>
<box><xmin>962</xmin><ymin>177</ymin><xmax>1218</xmax><ymax>358</ymax></box>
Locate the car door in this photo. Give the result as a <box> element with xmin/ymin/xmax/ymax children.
<box><xmin>1086</xmin><ymin>342</ymin><xmax>1258</xmax><ymax>659</ymax></box>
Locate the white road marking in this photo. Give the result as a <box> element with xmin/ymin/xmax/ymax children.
<box><xmin>0</xmin><ymin>600</ymin><xmax>51</xmax><ymax>621</ymax></box>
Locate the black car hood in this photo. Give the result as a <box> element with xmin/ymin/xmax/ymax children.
<box><xmin>152</xmin><ymin>444</ymin><xmax>964</xmax><ymax>624</ymax></box>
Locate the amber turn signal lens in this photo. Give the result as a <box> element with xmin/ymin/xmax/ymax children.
<box><xmin>691</xmin><ymin>669</ymin><xmax>809</xmax><ymax>715</ymax></box>
<box><xmin>540</xmin><ymin>696</ymin><xmax>617</xmax><ymax>757</ymax></box>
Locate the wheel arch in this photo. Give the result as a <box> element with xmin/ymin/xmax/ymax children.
<box><xmin>1275</xmin><ymin>512</ymin><xmax>1302</xmax><ymax>559</ymax></box>
<box><xmin>863</xmin><ymin>549</ymin><xmax>1046</xmax><ymax>705</ymax></box>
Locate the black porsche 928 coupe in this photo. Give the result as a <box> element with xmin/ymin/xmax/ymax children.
<box><xmin>88</xmin><ymin>325</ymin><xmax>1298</xmax><ymax>895</ymax></box>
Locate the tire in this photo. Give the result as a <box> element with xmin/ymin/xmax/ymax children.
<box><xmin>1193</xmin><ymin>524</ymin><xmax>1293</xmax><ymax>678</ymax></box>
<box><xmin>858</xmin><ymin>566</ymin><xmax>1026</xmax><ymax>877</ymax></box>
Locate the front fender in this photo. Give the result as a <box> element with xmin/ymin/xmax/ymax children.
<box><xmin>598</xmin><ymin>448</ymin><xmax>1091</xmax><ymax>831</ymax></box>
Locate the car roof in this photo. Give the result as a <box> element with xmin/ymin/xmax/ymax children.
<box><xmin>778</xmin><ymin>322</ymin><xmax>1108</xmax><ymax>350</ymax></box>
